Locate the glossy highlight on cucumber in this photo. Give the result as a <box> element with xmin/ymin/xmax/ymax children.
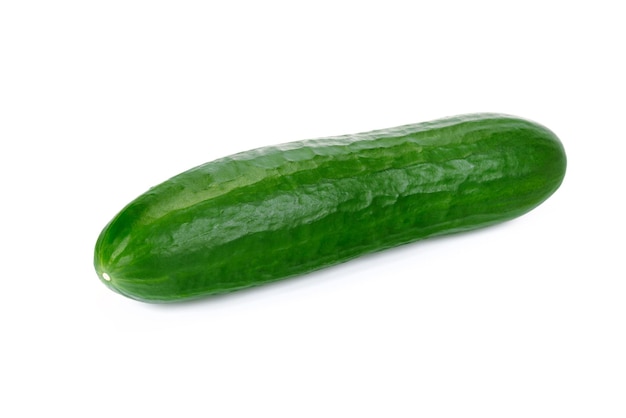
<box><xmin>94</xmin><ymin>113</ymin><xmax>566</xmax><ymax>302</ymax></box>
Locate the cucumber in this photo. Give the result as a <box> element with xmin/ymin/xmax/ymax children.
<box><xmin>94</xmin><ymin>113</ymin><xmax>566</xmax><ymax>302</ymax></box>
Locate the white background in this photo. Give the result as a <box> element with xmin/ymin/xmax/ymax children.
<box><xmin>1</xmin><ymin>1</ymin><xmax>624</xmax><ymax>417</ymax></box>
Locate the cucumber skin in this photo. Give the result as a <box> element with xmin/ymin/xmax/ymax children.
<box><xmin>94</xmin><ymin>113</ymin><xmax>566</xmax><ymax>302</ymax></box>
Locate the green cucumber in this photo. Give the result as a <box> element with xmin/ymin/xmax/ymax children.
<box><xmin>94</xmin><ymin>113</ymin><xmax>566</xmax><ymax>302</ymax></box>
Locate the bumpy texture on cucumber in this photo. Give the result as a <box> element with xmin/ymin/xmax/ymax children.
<box><xmin>94</xmin><ymin>113</ymin><xmax>566</xmax><ymax>302</ymax></box>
